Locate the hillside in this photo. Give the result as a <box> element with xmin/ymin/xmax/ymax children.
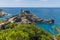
<box><xmin>0</xmin><ymin>23</ymin><xmax>54</xmax><ymax>40</ymax></box>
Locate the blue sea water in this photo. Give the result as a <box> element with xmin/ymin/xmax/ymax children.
<box><xmin>0</xmin><ymin>7</ymin><xmax>60</xmax><ymax>34</ymax></box>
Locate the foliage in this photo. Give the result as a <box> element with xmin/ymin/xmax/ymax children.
<box><xmin>0</xmin><ymin>23</ymin><xmax>54</xmax><ymax>40</ymax></box>
<box><xmin>52</xmin><ymin>26</ymin><xmax>60</xmax><ymax>33</ymax></box>
<box><xmin>0</xmin><ymin>20</ymin><xmax>5</xmax><ymax>23</ymax></box>
<box><xmin>52</xmin><ymin>25</ymin><xmax>60</xmax><ymax>40</ymax></box>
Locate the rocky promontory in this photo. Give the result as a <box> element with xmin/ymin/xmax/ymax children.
<box><xmin>0</xmin><ymin>9</ymin><xmax>8</xmax><ymax>17</ymax></box>
<box><xmin>0</xmin><ymin>10</ymin><xmax>54</xmax><ymax>29</ymax></box>
<box><xmin>5</xmin><ymin>10</ymin><xmax>54</xmax><ymax>24</ymax></box>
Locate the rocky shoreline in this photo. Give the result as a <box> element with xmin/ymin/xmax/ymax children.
<box><xmin>0</xmin><ymin>10</ymin><xmax>54</xmax><ymax>29</ymax></box>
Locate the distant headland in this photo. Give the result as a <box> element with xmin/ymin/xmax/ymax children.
<box><xmin>6</xmin><ymin>10</ymin><xmax>54</xmax><ymax>24</ymax></box>
<box><xmin>0</xmin><ymin>9</ymin><xmax>8</xmax><ymax>17</ymax></box>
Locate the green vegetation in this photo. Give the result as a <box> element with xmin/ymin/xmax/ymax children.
<box><xmin>52</xmin><ymin>25</ymin><xmax>60</xmax><ymax>40</ymax></box>
<box><xmin>0</xmin><ymin>20</ymin><xmax>5</xmax><ymax>23</ymax></box>
<box><xmin>0</xmin><ymin>23</ymin><xmax>54</xmax><ymax>40</ymax></box>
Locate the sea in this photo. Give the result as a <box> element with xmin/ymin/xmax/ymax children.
<box><xmin>0</xmin><ymin>7</ymin><xmax>60</xmax><ymax>34</ymax></box>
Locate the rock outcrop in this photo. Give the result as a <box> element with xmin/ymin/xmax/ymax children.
<box><xmin>0</xmin><ymin>9</ymin><xmax>8</xmax><ymax>17</ymax></box>
<box><xmin>7</xmin><ymin>10</ymin><xmax>54</xmax><ymax>24</ymax></box>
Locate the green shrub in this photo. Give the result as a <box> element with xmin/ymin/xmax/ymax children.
<box><xmin>0</xmin><ymin>23</ymin><xmax>53</xmax><ymax>40</ymax></box>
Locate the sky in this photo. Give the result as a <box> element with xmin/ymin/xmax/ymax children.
<box><xmin>0</xmin><ymin>0</ymin><xmax>60</xmax><ymax>7</ymax></box>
